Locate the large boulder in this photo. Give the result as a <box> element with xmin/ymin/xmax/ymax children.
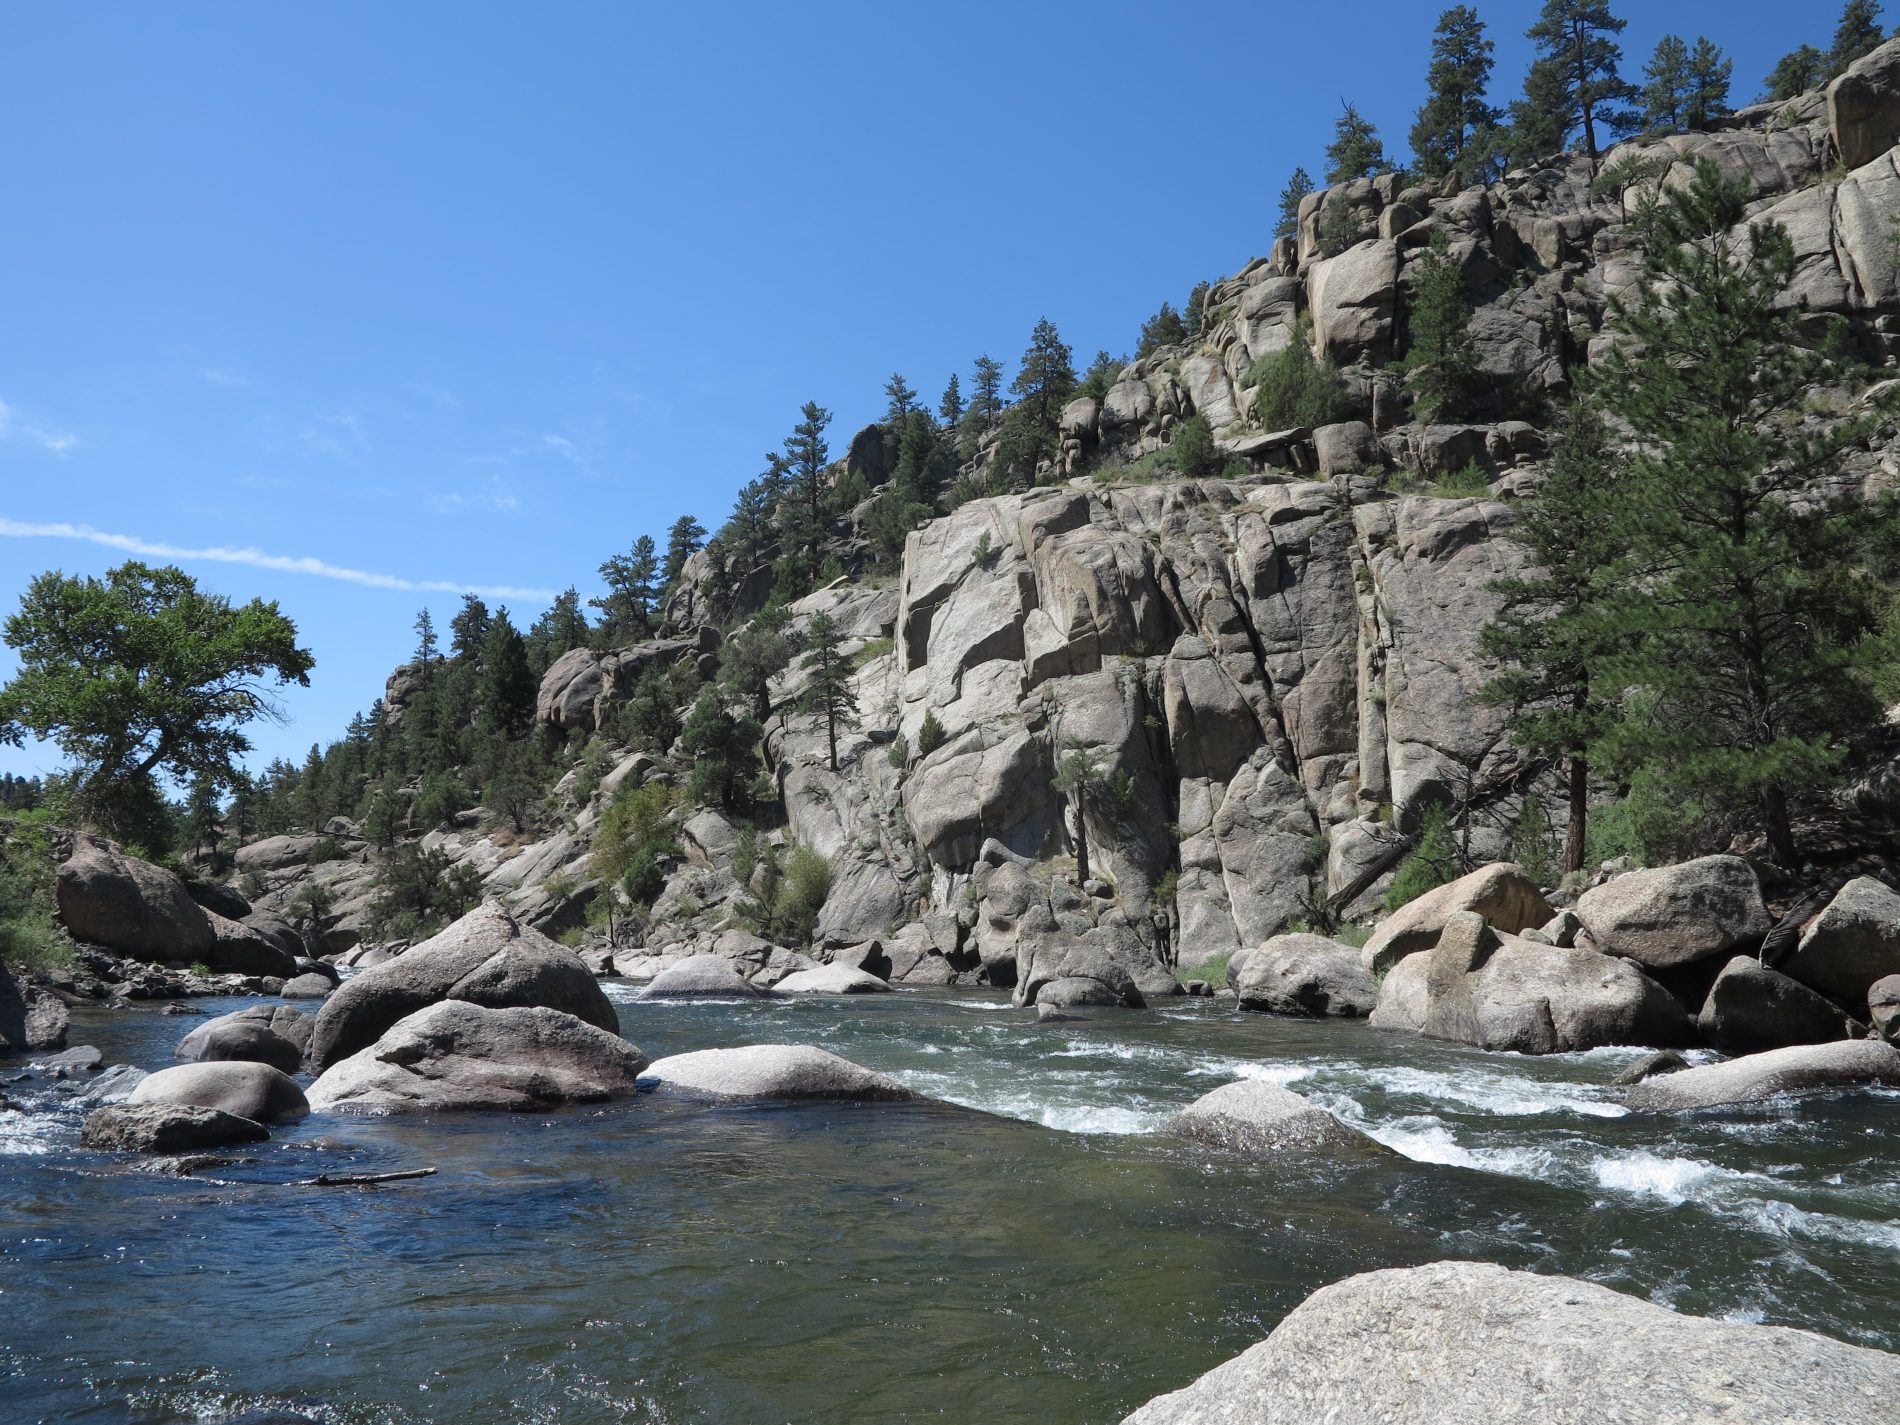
<box><xmin>281</xmin><ymin>972</ymin><xmax>335</xmax><ymax>999</ymax></box>
<box><xmin>1870</xmin><ymin>974</ymin><xmax>1900</xmax><ymax>1044</ymax></box>
<box><xmin>55</xmin><ymin>836</ymin><xmax>214</xmax><ymax>963</ymax></box>
<box><xmin>1573</xmin><ymin>856</ymin><xmax>1768</xmax><ymax>970</ymax></box>
<box><xmin>1307</xmin><ymin>239</ymin><xmax>1401</xmax><ymax>364</ymax></box>
<box><xmin>202</xmin><ymin>911</ymin><xmax>298</xmax><ymax>978</ymax></box>
<box><xmin>1119</xmin><ymin>1260</ymin><xmax>1900</xmax><ymax>1425</ymax></box>
<box><xmin>175</xmin><ymin>1005</ymin><xmax>314</xmax><ymax>1074</ymax></box>
<box><xmin>638</xmin><ymin>954</ymin><xmax>766</xmax><ymax>999</ymax></box>
<box><xmin>241</xmin><ymin>911</ymin><xmax>305</xmax><ymax>961</ymax></box>
<box><xmin>1781</xmin><ymin>877</ymin><xmax>1900</xmax><ymax>1008</ymax></box>
<box><xmin>642</xmin><ymin>1044</ymin><xmax>914</xmax><ymax>1101</ymax></box>
<box><xmin>1233</xmin><ymin>934</ymin><xmax>1377</xmax><ymax>1017</ymax></box>
<box><xmin>1169</xmin><ymin>1080</ymin><xmax>1386</xmax><ymax>1160</ymax></box>
<box><xmin>1370</xmin><ymin>912</ymin><xmax>1687</xmax><ymax>1054</ymax></box>
<box><xmin>130</xmin><ymin>1061</ymin><xmax>309</xmax><ymax>1124</ymax></box>
<box><xmin>1013</xmin><ymin>936</ymin><xmax>1147</xmax><ymax>1010</ymax></box>
<box><xmin>772</xmin><ymin>964</ymin><xmax>893</xmax><ymax>995</ymax></box>
<box><xmin>1625</xmin><ymin>1039</ymin><xmax>1900</xmax><ymax>1112</ymax></box>
<box><xmin>308</xmin><ymin>1000</ymin><xmax>647</xmax><ymax>1114</ymax></box>
<box><xmin>1362</xmin><ymin>863</ymin><xmax>1551</xmax><ymax>977</ymax></box>
<box><xmin>1830</xmin><ymin>38</ymin><xmax>1900</xmax><ymax>171</ymax></box>
<box><xmin>305</xmin><ymin>904</ymin><xmax>617</xmax><ymax>1069</ymax></box>
<box><xmin>1696</xmin><ymin>955</ymin><xmax>1857</xmax><ymax>1056</ymax></box>
<box><xmin>80</xmin><ymin>1102</ymin><xmax>269</xmax><ymax>1154</ymax></box>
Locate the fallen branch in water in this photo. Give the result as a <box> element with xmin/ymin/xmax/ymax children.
<box><xmin>294</xmin><ymin>1167</ymin><xmax>438</xmax><ymax>1187</ymax></box>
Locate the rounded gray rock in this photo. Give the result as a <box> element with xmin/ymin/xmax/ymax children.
<box><xmin>130</xmin><ymin>1060</ymin><xmax>309</xmax><ymax>1124</ymax></box>
<box><xmin>1626</xmin><ymin>1038</ymin><xmax>1900</xmax><ymax>1112</ymax></box>
<box><xmin>638</xmin><ymin>954</ymin><xmax>765</xmax><ymax>999</ymax></box>
<box><xmin>642</xmin><ymin>1044</ymin><xmax>913</xmax><ymax>1101</ymax></box>
<box><xmin>1169</xmin><ymin>1079</ymin><xmax>1386</xmax><ymax>1160</ymax></box>
<box><xmin>80</xmin><ymin>1102</ymin><xmax>269</xmax><ymax>1154</ymax></box>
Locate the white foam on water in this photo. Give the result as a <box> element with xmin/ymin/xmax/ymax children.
<box><xmin>891</xmin><ymin>1068</ymin><xmax>1172</xmax><ymax>1136</ymax></box>
<box><xmin>0</xmin><ymin>1109</ymin><xmax>61</xmax><ymax>1156</ymax></box>
<box><xmin>1356</xmin><ymin>1114</ymin><xmax>1560</xmax><ymax>1177</ymax></box>
<box><xmin>1589</xmin><ymin>1150</ymin><xmax>1727</xmax><ymax>1205</ymax></box>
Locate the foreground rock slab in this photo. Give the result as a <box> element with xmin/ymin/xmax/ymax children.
<box><xmin>81</xmin><ymin>1102</ymin><xmax>269</xmax><ymax>1154</ymax></box>
<box><xmin>769</xmin><ymin>963</ymin><xmax>893</xmax><ymax>995</ymax></box>
<box><xmin>1625</xmin><ymin>1039</ymin><xmax>1900</xmax><ymax>1112</ymax></box>
<box><xmin>1120</xmin><ymin>1260</ymin><xmax>1900</xmax><ymax>1425</ymax></box>
<box><xmin>1782</xmin><ymin>876</ymin><xmax>1900</xmax><ymax>1008</ymax></box>
<box><xmin>642</xmin><ymin>1044</ymin><xmax>914</xmax><ymax>1101</ymax></box>
<box><xmin>1697</xmin><ymin>955</ymin><xmax>1856</xmax><ymax>1055</ymax></box>
<box><xmin>1169</xmin><ymin>1080</ymin><xmax>1386</xmax><ymax>1160</ymax></box>
<box><xmin>638</xmin><ymin>954</ymin><xmax>767</xmax><ymax>999</ymax></box>
<box><xmin>308</xmin><ymin>1001</ymin><xmax>647</xmax><ymax>1114</ymax></box>
<box><xmin>130</xmin><ymin>1060</ymin><xmax>309</xmax><ymax>1124</ymax></box>
<box><xmin>307</xmin><ymin>903</ymin><xmax>617</xmax><ymax>1069</ymax></box>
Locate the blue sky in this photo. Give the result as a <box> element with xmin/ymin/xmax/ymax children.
<box><xmin>0</xmin><ymin>0</ymin><xmax>1852</xmax><ymax>785</ymax></box>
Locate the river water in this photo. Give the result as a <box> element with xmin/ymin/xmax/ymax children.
<box><xmin>5</xmin><ymin>985</ymin><xmax>1899</xmax><ymax>1424</ymax></box>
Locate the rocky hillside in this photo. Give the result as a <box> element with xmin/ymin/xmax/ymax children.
<box><xmin>222</xmin><ymin>44</ymin><xmax>1900</xmax><ymax>1000</ymax></box>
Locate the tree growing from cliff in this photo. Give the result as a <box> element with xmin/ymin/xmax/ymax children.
<box><xmin>1526</xmin><ymin>0</ymin><xmax>1639</xmax><ymax>162</ymax></box>
<box><xmin>883</xmin><ymin>372</ymin><xmax>919</xmax><ymax>427</ymax></box>
<box><xmin>959</xmin><ymin>354</ymin><xmax>1006</xmax><ymax>461</ymax></box>
<box><xmin>1500</xmin><ymin>57</ymin><xmax>1573</xmax><ymax>169</ymax></box>
<box><xmin>412</xmin><ymin>607</ymin><xmax>438</xmax><ymax>683</ymax></box>
<box><xmin>662</xmin><ymin>515</ymin><xmax>706</xmax><ymax>592</ymax></box>
<box><xmin>1587</xmin><ymin>159</ymin><xmax>1897</xmax><ymax>865</ymax></box>
<box><xmin>1479</xmin><ymin>402</ymin><xmax>1627</xmax><ymax>874</ymax></box>
<box><xmin>1398</xmin><ymin>230</ymin><xmax>1481</xmax><ymax>422</ymax></box>
<box><xmin>798</xmin><ymin>611</ymin><xmax>858</xmax><ymax>772</ymax></box>
<box><xmin>1830</xmin><ymin>1</ymin><xmax>1888</xmax><ymax>79</ymax></box>
<box><xmin>994</xmin><ymin>318</ymin><xmax>1075</xmax><ymax>487</ymax></box>
<box><xmin>1136</xmin><ymin>303</ymin><xmax>1189</xmax><ymax>358</ymax></box>
<box><xmin>1641</xmin><ymin>35</ymin><xmax>1731</xmax><ymax>133</ymax></box>
<box><xmin>1766</xmin><ymin>45</ymin><xmax>1826</xmax><ymax>101</ymax></box>
<box><xmin>680</xmin><ymin>686</ymin><xmax>762</xmax><ymax>810</ymax></box>
<box><xmin>476</xmin><ymin>608</ymin><xmax>536</xmax><ymax>741</ymax></box>
<box><xmin>1411</xmin><ymin>6</ymin><xmax>1501</xmax><ymax>183</ymax></box>
<box><xmin>525</xmin><ymin>589</ymin><xmax>588</xmax><ymax>679</ymax></box>
<box><xmin>938</xmin><ymin>373</ymin><xmax>964</xmax><ymax>430</ymax></box>
<box><xmin>592</xmin><ymin>535</ymin><xmax>661</xmax><ymax>643</ymax></box>
<box><xmin>719</xmin><ymin>606</ymin><xmax>791</xmax><ymax>727</ymax></box>
<box><xmin>0</xmin><ymin>562</ymin><xmax>313</xmax><ymax>846</ymax></box>
<box><xmin>1275</xmin><ymin>167</ymin><xmax>1314</xmax><ymax>242</ymax></box>
<box><xmin>776</xmin><ymin>401</ymin><xmax>833</xmax><ymax>591</ymax></box>
<box><xmin>1324</xmin><ymin>103</ymin><xmax>1389</xmax><ymax>184</ymax></box>
<box><xmin>1052</xmin><ymin>741</ymin><xmax>1108</xmax><ymax>884</ymax></box>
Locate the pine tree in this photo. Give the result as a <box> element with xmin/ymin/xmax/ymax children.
<box><xmin>1275</xmin><ymin>167</ymin><xmax>1315</xmax><ymax>241</ymax></box>
<box><xmin>412</xmin><ymin>607</ymin><xmax>438</xmax><ymax>685</ymax></box>
<box><xmin>1184</xmin><ymin>281</ymin><xmax>1209</xmax><ymax>335</ymax></box>
<box><xmin>1502</xmin><ymin>58</ymin><xmax>1573</xmax><ymax>169</ymax></box>
<box><xmin>1640</xmin><ymin>35</ymin><xmax>1692</xmax><ymax>133</ymax></box>
<box><xmin>662</xmin><ymin>515</ymin><xmax>707</xmax><ymax>590</ymax></box>
<box><xmin>1685</xmin><ymin>38</ymin><xmax>1732</xmax><ymax>130</ymax></box>
<box><xmin>882</xmin><ymin>373</ymin><xmax>919</xmax><ymax>427</ymax></box>
<box><xmin>959</xmin><ymin>354</ymin><xmax>1006</xmax><ymax>460</ymax></box>
<box><xmin>1080</xmin><ymin>349</ymin><xmax>1122</xmax><ymax>401</ymax></box>
<box><xmin>798</xmin><ymin>611</ymin><xmax>858</xmax><ymax>772</ymax></box>
<box><xmin>1588</xmin><ymin>158</ymin><xmax>1895</xmax><ymax>865</ymax></box>
<box><xmin>995</xmin><ymin>318</ymin><xmax>1076</xmax><ymax>487</ymax></box>
<box><xmin>1324</xmin><ymin>103</ymin><xmax>1389</xmax><ymax>184</ymax></box>
<box><xmin>938</xmin><ymin>373</ymin><xmax>964</xmax><ymax>430</ymax></box>
<box><xmin>476</xmin><ymin>608</ymin><xmax>535</xmax><ymax>741</ymax></box>
<box><xmin>1399</xmin><ymin>230</ymin><xmax>1481</xmax><ymax>421</ymax></box>
<box><xmin>1479</xmin><ymin>403</ymin><xmax>1627</xmax><ymax>872</ymax></box>
<box><xmin>1052</xmin><ymin>741</ymin><xmax>1107</xmax><ymax>883</ymax></box>
<box><xmin>777</xmin><ymin>401</ymin><xmax>832</xmax><ymax>590</ymax></box>
<box><xmin>183</xmin><ymin>773</ymin><xmax>223</xmax><ymax>861</ymax></box>
<box><xmin>680</xmin><ymin>686</ymin><xmax>762</xmax><ymax>809</ymax></box>
<box><xmin>1766</xmin><ymin>45</ymin><xmax>1827</xmax><ymax>101</ymax></box>
<box><xmin>526</xmin><ymin>589</ymin><xmax>589</xmax><ymax>676</ymax></box>
<box><xmin>449</xmin><ymin>594</ymin><xmax>491</xmax><ymax>662</ymax></box>
<box><xmin>1526</xmin><ymin>0</ymin><xmax>1640</xmax><ymax>162</ymax></box>
<box><xmin>1136</xmin><ymin>303</ymin><xmax>1189</xmax><ymax>357</ymax></box>
<box><xmin>719</xmin><ymin>606</ymin><xmax>791</xmax><ymax>726</ymax></box>
<box><xmin>591</xmin><ymin>535</ymin><xmax>661</xmax><ymax>642</ymax></box>
<box><xmin>1411</xmin><ymin>6</ymin><xmax>1501</xmax><ymax>182</ymax></box>
<box><xmin>1830</xmin><ymin>0</ymin><xmax>1887</xmax><ymax>79</ymax></box>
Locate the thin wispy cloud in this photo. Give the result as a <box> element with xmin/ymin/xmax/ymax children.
<box><xmin>0</xmin><ymin>518</ymin><xmax>553</xmax><ymax>601</ymax></box>
<box><xmin>428</xmin><ymin>474</ymin><xmax>522</xmax><ymax>515</ymax></box>
<box><xmin>0</xmin><ymin>398</ymin><xmax>78</xmax><ymax>456</ymax></box>
<box><xmin>200</xmin><ymin>367</ymin><xmax>247</xmax><ymax>386</ymax></box>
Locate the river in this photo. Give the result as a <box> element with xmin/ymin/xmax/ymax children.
<box><xmin>4</xmin><ymin>984</ymin><xmax>1898</xmax><ymax>1423</ymax></box>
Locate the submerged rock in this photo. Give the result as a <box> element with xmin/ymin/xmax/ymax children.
<box><xmin>80</xmin><ymin>1102</ymin><xmax>269</xmax><ymax>1154</ymax></box>
<box><xmin>308</xmin><ymin>1000</ymin><xmax>647</xmax><ymax>1114</ymax></box>
<box><xmin>306</xmin><ymin>903</ymin><xmax>617</xmax><ymax>1069</ymax></box>
<box><xmin>639</xmin><ymin>954</ymin><xmax>767</xmax><ymax>999</ymax></box>
<box><xmin>1625</xmin><ymin>1039</ymin><xmax>1900</xmax><ymax>1112</ymax></box>
<box><xmin>1169</xmin><ymin>1080</ymin><xmax>1385</xmax><ymax>1159</ymax></box>
<box><xmin>1119</xmin><ymin>1260</ymin><xmax>1900</xmax><ymax>1424</ymax></box>
<box><xmin>642</xmin><ymin>1044</ymin><xmax>914</xmax><ymax>1101</ymax></box>
<box><xmin>130</xmin><ymin>1061</ymin><xmax>308</xmax><ymax>1124</ymax></box>
<box><xmin>1573</xmin><ymin>855</ymin><xmax>1769</xmax><ymax>970</ymax></box>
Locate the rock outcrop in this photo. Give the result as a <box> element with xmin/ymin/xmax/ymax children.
<box><xmin>1229</xmin><ymin>934</ymin><xmax>1376</xmax><ymax>1017</ymax></box>
<box><xmin>639</xmin><ymin>954</ymin><xmax>766</xmax><ymax>999</ymax></box>
<box><xmin>1696</xmin><ymin>955</ymin><xmax>1858</xmax><ymax>1056</ymax></box>
<box><xmin>0</xmin><ymin>964</ymin><xmax>69</xmax><ymax>1055</ymax></box>
<box><xmin>308</xmin><ymin>1000</ymin><xmax>647</xmax><ymax>1113</ymax></box>
<box><xmin>55</xmin><ymin>836</ymin><xmax>216</xmax><ymax>963</ymax></box>
<box><xmin>771</xmin><ymin>964</ymin><xmax>893</xmax><ymax>994</ymax></box>
<box><xmin>1361</xmin><ymin>863</ymin><xmax>1551</xmax><ymax>976</ymax></box>
<box><xmin>1781</xmin><ymin>877</ymin><xmax>1900</xmax><ymax>1008</ymax></box>
<box><xmin>306</xmin><ymin>904</ymin><xmax>617</xmax><ymax>1069</ymax></box>
<box><xmin>1120</xmin><ymin>1260</ymin><xmax>1900</xmax><ymax>1424</ymax></box>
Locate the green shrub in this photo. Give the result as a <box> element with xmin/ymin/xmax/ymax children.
<box><xmin>736</xmin><ymin>843</ymin><xmax>832</xmax><ymax>946</ymax></box>
<box><xmin>412</xmin><ymin>770</ymin><xmax>472</xmax><ymax>830</ymax></box>
<box><xmin>591</xmin><ymin>780</ymin><xmax>679</xmax><ymax>883</ymax></box>
<box><xmin>1174</xmin><ymin>951</ymin><xmax>1232</xmax><ymax>989</ymax></box>
<box><xmin>1166</xmin><ymin>414</ymin><xmax>1224</xmax><ymax>477</ymax></box>
<box><xmin>366</xmin><ymin>844</ymin><xmax>482</xmax><ymax>939</ymax></box>
<box><xmin>916</xmin><ymin>710</ymin><xmax>948</xmax><ymax>759</ymax></box>
<box><xmin>1248</xmin><ymin>333</ymin><xmax>1354</xmax><ymax>431</ymax></box>
<box><xmin>1584</xmin><ymin>774</ymin><xmax>1707</xmax><ymax>869</ymax></box>
<box><xmin>306</xmin><ymin>836</ymin><xmax>349</xmax><ymax>864</ymax></box>
<box><xmin>1385</xmin><ymin>803</ymin><xmax>1460</xmax><ymax>911</ymax></box>
<box><xmin>732</xmin><ymin>828</ymin><xmax>759</xmax><ymax>891</ymax></box>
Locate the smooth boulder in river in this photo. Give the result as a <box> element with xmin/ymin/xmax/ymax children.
<box><xmin>175</xmin><ymin>1005</ymin><xmax>314</xmax><ymax>1074</ymax></box>
<box><xmin>638</xmin><ymin>954</ymin><xmax>766</xmax><ymax>999</ymax></box>
<box><xmin>642</xmin><ymin>1044</ymin><xmax>914</xmax><ymax>1101</ymax></box>
<box><xmin>130</xmin><ymin>1061</ymin><xmax>309</xmax><ymax>1124</ymax></box>
<box><xmin>1624</xmin><ymin>1039</ymin><xmax>1900</xmax><ymax>1112</ymax></box>
<box><xmin>1119</xmin><ymin>1260</ymin><xmax>1900</xmax><ymax>1424</ymax></box>
<box><xmin>772</xmin><ymin>963</ymin><xmax>893</xmax><ymax>995</ymax></box>
<box><xmin>1169</xmin><ymin>1080</ymin><xmax>1387</xmax><ymax>1160</ymax></box>
<box><xmin>308</xmin><ymin>1000</ymin><xmax>647</xmax><ymax>1114</ymax></box>
<box><xmin>306</xmin><ymin>903</ymin><xmax>617</xmax><ymax>1069</ymax></box>
<box><xmin>81</xmin><ymin>1102</ymin><xmax>269</xmax><ymax>1154</ymax></box>
<box><xmin>1231</xmin><ymin>934</ymin><xmax>1376</xmax><ymax>1017</ymax></box>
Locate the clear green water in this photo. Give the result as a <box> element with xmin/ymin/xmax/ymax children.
<box><xmin>4</xmin><ymin>985</ymin><xmax>1899</xmax><ymax>1423</ymax></box>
